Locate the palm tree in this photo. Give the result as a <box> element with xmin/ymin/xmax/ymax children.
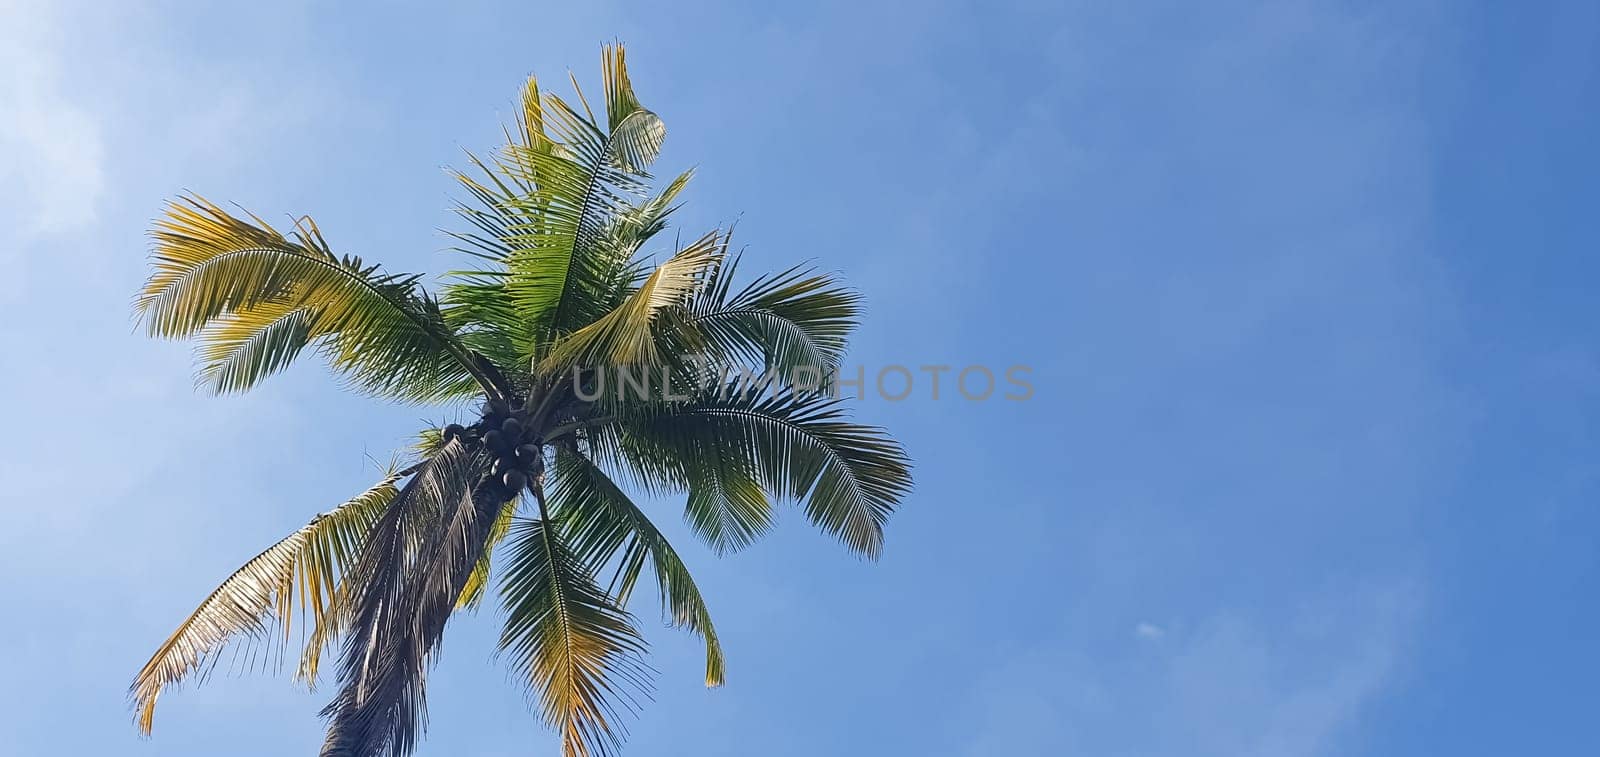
<box><xmin>129</xmin><ymin>45</ymin><xmax>911</xmax><ymax>757</ymax></box>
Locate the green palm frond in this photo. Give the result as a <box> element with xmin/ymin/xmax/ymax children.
<box><xmin>442</xmin><ymin>50</ymin><xmax>679</xmax><ymax>369</ymax></box>
<box><xmin>137</xmin><ymin>197</ymin><xmax>501</xmax><ymax>402</ymax></box>
<box><xmin>412</xmin><ymin>427</ymin><xmax>445</xmax><ymax>458</ymax></box>
<box><xmin>441</xmin><ymin>154</ymin><xmax>543</xmax><ymax>366</ymax></box>
<box><xmin>130</xmin><ymin>474</ymin><xmax>400</xmax><ymax>734</ymax></box>
<box><xmin>495</xmin><ymin>45</ymin><xmax>667</xmax><ymax>342</ymax></box>
<box><xmin>538</xmin><ymin>231</ymin><xmax>723</xmax><ymax>373</ymax></box>
<box><xmin>442</xmin><ymin>162</ymin><xmax>692</xmax><ymax>373</ymax></box>
<box><xmin>585</xmin><ymin>407</ymin><xmax>772</xmax><ymax>555</ymax></box>
<box><xmin>681</xmin><ymin>254</ymin><xmax>862</xmax><ymax>376</ymax></box>
<box><xmin>585</xmin><ymin>170</ymin><xmax>695</xmax><ymax>314</ymax></box>
<box><xmin>499</xmin><ymin>516</ymin><xmax>651</xmax><ymax>757</ymax></box>
<box><xmin>611</xmin><ymin>387</ymin><xmax>912</xmax><ymax>558</ymax></box>
<box><xmin>552</xmin><ymin>446</ymin><xmax>724</xmax><ymax>686</ymax></box>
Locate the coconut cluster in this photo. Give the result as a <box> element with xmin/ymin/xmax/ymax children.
<box><xmin>441</xmin><ymin>400</ymin><xmax>542</xmax><ymax>494</ymax></box>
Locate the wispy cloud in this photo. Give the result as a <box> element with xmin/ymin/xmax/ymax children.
<box><xmin>1135</xmin><ymin>621</ymin><xmax>1166</xmax><ymax>640</ymax></box>
<box><xmin>0</xmin><ymin>0</ymin><xmax>107</xmax><ymax>312</ymax></box>
<box><xmin>0</xmin><ymin>0</ymin><xmax>106</xmax><ymax>239</ymax></box>
<box><xmin>964</xmin><ymin>579</ymin><xmax>1419</xmax><ymax>757</ymax></box>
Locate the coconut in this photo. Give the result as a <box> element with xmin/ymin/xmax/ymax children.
<box><xmin>482</xmin><ymin>430</ymin><xmax>505</xmax><ymax>451</ymax></box>
<box><xmin>516</xmin><ymin>443</ymin><xmax>541</xmax><ymax>463</ymax></box>
<box><xmin>502</xmin><ymin>469</ymin><xmax>528</xmax><ymax>492</ymax></box>
<box><xmin>442</xmin><ymin>423</ymin><xmax>465</xmax><ymax>442</ymax></box>
<box><xmin>501</xmin><ymin>417</ymin><xmax>524</xmax><ymax>439</ymax></box>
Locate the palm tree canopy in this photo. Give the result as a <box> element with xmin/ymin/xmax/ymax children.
<box><xmin>130</xmin><ymin>44</ymin><xmax>911</xmax><ymax>757</ymax></box>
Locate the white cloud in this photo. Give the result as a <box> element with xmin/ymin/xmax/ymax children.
<box><xmin>0</xmin><ymin>0</ymin><xmax>106</xmax><ymax>238</ymax></box>
<box><xmin>0</xmin><ymin>0</ymin><xmax>106</xmax><ymax>310</ymax></box>
<box><xmin>1135</xmin><ymin>621</ymin><xmax>1166</xmax><ymax>640</ymax></box>
<box><xmin>963</xmin><ymin>579</ymin><xmax>1419</xmax><ymax>757</ymax></box>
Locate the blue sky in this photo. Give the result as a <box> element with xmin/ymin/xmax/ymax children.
<box><xmin>1</xmin><ymin>0</ymin><xmax>1597</xmax><ymax>754</ymax></box>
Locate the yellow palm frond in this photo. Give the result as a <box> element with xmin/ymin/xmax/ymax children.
<box><xmin>131</xmin><ymin>474</ymin><xmax>399</xmax><ymax>734</ymax></box>
<box><xmin>137</xmin><ymin>197</ymin><xmax>499</xmax><ymax>401</ymax></box>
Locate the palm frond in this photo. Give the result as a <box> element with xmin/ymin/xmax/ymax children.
<box><xmin>457</xmin><ymin>495</ymin><xmax>519</xmax><ymax>610</ymax></box>
<box><xmin>552</xmin><ymin>446</ymin><xmax>724</xmax><ymax>685</ymax></box>
<box><xmin>193</xmin><ymin>297</ymin><xmax>318</xmax><ymax>393</ymax></box>
<box><xmin>499</xmin><ymin>514</ymin><xmax>651</xmax><ymax>757</ymax></box>
<box><xmin>609</xmin><ymin>387</ymin><xmax>912</xmax><ymax>558</ymax></box>
<box><xmin>442</xmin><ymin>163</ymin><xmax>692</xmax><ymax>373</ymax></box>
<box><xmin>585</xmin><ymin>170</ymin><xmax>695</xmax><ymax>315</ymax></box>
<box><xmin>680</xmin><ymin>254</ymin><xmax>861</xmax><ymax>376</ymax></box>
<box><xmin>318</xmin><ymin>440</ymin><xmax>493</xmax><ymax>757</ymax></box>
<box><xmin>441</xmin><ymin>151</ymin><xmax>543</xmax><ymax>366</ymax></box>
<box><xmin>137</xmin><ymin>196</ymin><xmax>500</xmax><ymax>402</ymax></box>
<box><xmin>389</xmin><ymin>429</ymin><xmax>514</xmax><ymax>614</ymax></box>
<box><xmin>130</xmin><ymin>475</ymin><xmax>400</xmax><ymax>734</ymax></box>
<box><xmin>602</xmin><ymin>56</ymin><xmax>666</xmax><ymax>174</ymax></box>
<box><xmin>591</xmin><ymin>406</ymin><xmax>773</xmax><ymax>556</ymax></box>
<box><xmin>601</xmin><ymin>44</ymin><xmax>645</xmax><ymax>134</ymax></box>
<box><xmin>442</xmin><ymin>46</ymin><xmax>672</xmax><ymax>366</ymax></box>
<box><xmin>494</xmin><ymin>45</ymin><xmax>667</xmax><ymax>341</ymax></box>
<box><xmin>538</xmin><ymin>231</ymin><xmax>722</xmax><ymax>373</ymax></box>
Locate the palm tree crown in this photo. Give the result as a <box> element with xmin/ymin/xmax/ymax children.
<box><xmin>129</xmin><ymin>45</ymin><xmax>911</xmax><ymax>757</ymax></box>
